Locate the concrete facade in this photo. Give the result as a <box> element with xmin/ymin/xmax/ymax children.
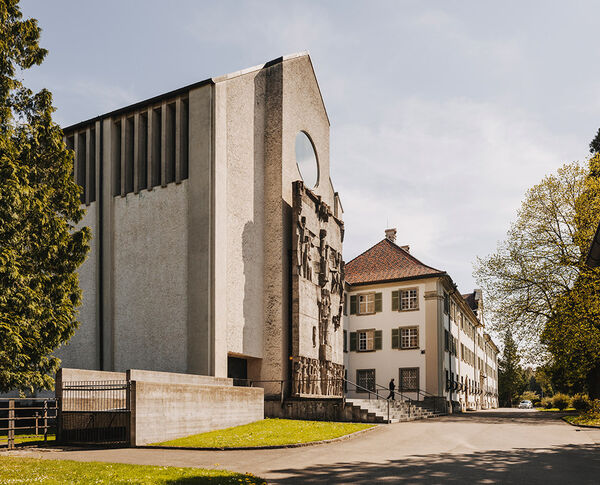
<box><xmin>59</xmin><ymin>53</ymin><xmax>343</xmax><ymax>398</ymax></box>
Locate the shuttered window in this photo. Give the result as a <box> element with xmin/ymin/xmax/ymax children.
<box><xmin>391</xmin><ymin>328</ymin><xmax>400</xmax><ymax>349</ymax></box>
<box><xmin>351</xmin><ymin>293</ymin><xmax>383</xmax><ymax>315</ymax></box>
<box><xmin>350</xmin><ymin>295</ymin><xmax>357</xmax><ymax>315</ymax></box>
<box><xmin>374</xmin><ymin>293</ymin><xmax>382</xmax><ymax>313</ymax></box>
<box><xmin>400</xmin><ymin>327</ymin><xmax>419</xmax><ymax>349</ymax></box>
<box><xmin>352</xmin><ymin>329</ymin><xmax>382</xmax><ymax>352</ymax></box>
<box><xmin>374</xmin><ymin>330</ymin><xmax>382</xmax><ymax>350</ymax></box>
<box><xmin>400</xmin><ymin>289</ymin><xmax>418</xmax><ymax>310</ymax></box>
<box><xmin>392</xmin><ymin>289</ymin><xmax>418</xmax><ymax>311</ymax></box>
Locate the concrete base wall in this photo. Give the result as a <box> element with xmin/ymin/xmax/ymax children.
<box><xmin>56</xmin><ymin>368</ymin><xmax>264</xmax><ymax>447</ymax></box>
<box><xmin>265</xmin><ymin>398</ymin><xmax>352</xmax><ymax>422</ymax></box>
<box><xmin>131</xmin><ymin>381</ymin><xmax>263</xmax><ymax>446</ymax></box>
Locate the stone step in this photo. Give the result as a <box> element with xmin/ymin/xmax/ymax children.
<box><xmin>345</xmin><ymin>398</ymin><xmax>446</xmax><ymax>423</ymax></box>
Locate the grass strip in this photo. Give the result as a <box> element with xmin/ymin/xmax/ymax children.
<box><xmin>151</xmin><ymin>418</ymin><xmax>374</xmax><ymax>448</ymax></box>
<box><xmin>0</xmin><ymin>456</ymin><xmax>265</xmax><ymax>484</ymax></box>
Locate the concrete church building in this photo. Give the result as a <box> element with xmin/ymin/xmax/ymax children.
<box><xmin>60</xmin><ymin>53</ymin><xmax>345</xmax><ymax>398</ymax></box>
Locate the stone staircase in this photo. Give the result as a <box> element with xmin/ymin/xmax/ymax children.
<box><xmin>345</xmin><ymin>398</ymin><xmax>446</xmax><ymax>423</ymax></box>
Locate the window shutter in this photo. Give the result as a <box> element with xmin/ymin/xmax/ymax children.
<box><xmin>391</xmin><ymin>290</ymin><xmax>399</xmax><ymax>311</ymax></box>
<box><xmin>343</xmin><ymin>330</ymin><xmax>347</xmax><ymax>352</ymax></box>
<box><xmin>350</xmin><ymin>332</ymin><xmax>357</xmax><ymax>351</ymax></box>
<box><xmin>374</xmin><ymin>330</ymin><xmax>382</xmax><ymax>350</ymax></box>
<box><xmin>391</xmin><ymin>328</ymin><xmax>399</xmax><ymax>349</ymax></box>
<box><xmin>374</xmin><ymin>293</ymin><xmax>382</xmax><ymax>312</ymax></box>
<box><xmin>350</xmin><ymin>295</ymin><xmax>357</xmax><ymax>315</ymax></box>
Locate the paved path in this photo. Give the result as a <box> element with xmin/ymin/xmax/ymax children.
<box><xmin>6</xmin><ymin>409</ymin><xmax>600</xmax><ymax>484</ymax></box>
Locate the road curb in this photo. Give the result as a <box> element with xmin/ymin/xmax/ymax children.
<box><xmin>141</xmin><ymin>424</ymin><xmax>380</xmax><ymax>451</ymax></box>
<box><xmin>562</xmin><ymin>416</ymin><xmax>600</xmax><ymax>429</ymax></box>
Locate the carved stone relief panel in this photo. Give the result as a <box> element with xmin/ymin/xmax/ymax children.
<box><xmin>291</xmin><ymin>180</ymin><xmax>344</xmax><ymax>397</ymax></box>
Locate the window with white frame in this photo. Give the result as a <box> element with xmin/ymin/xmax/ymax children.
<box><xmin>400</xmin><ymin>289</ymin><xmax>418</xmax><ymax>310</ymax></box>
<box><xmin>358</xmin><ymin>293</ymin><xmax>375</xmax><ymax>314</ymax></box>
<box><xmin>358</xmin><ymin>330</ymin><xmax>374</xmax><ymax>351</ymax></box>
<box><xmin>400</xmin><ymin>327</ymin><xmax>419</xmax><ymax>349</ymax></box>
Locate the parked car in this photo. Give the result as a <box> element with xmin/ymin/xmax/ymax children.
<box><xmin>518</xmin><ymin>400</ymin><xmax>533</xmax><ymax>409</ymax></box>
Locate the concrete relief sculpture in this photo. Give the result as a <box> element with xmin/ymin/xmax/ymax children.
<box><xmin>292</xmin><ymin>356</ymin><xmax>344</xmax><ymax>397</ymax></box>
<box><xmin>291</xmin><ymin>180</ymin><xmax>344</xmax><ymax>397</ymax></box>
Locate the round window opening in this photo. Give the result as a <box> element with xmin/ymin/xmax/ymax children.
<box><xmin>295</xmin><ymin>131</ymin><xmax>319</xmax><ymax>188</ymax></box>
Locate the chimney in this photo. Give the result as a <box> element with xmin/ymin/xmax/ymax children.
<box><xmin>400</xmin><ymin>245</ymin><xmax>410</xmax><ymax>253</ymax></box>
<box><xmin>385</xmin><ymin>228</ymin><xmax>397</xmax><ymax>243</ymax></box>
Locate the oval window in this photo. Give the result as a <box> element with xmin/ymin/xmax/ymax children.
<box><xmin>295</xmin><ymin>131</ymin><xmax>319</xmax><ymax>188</ymax></box>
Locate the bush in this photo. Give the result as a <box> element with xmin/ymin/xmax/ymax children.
<box><xmin>571</xmin><ymin>393</ymin><xmax>591</xmax><ymax>412</ymax></box>
<box><xmin>541</xmin><ymin>397</ymin><xmax>553</xmax><ymax>409</ymax></box>
<box><xmin>520</xmin><ymin>391</ymin><xmax>540</xmax><ymax>403</ymax></box>
<box><xmin>586</xmin><ymin>399</ymin><xmax>600</xmax><ymax>418</ymax></box>
<box><xmin>552</xmin><ymin>393</ymin><xmax>570</xmax><ymax>410</ymax></box>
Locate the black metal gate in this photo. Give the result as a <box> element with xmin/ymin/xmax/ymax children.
<box><xmin>59</xmin><ymin>381</ymin><xmax>130</xmax><ymax>447</ymax></box>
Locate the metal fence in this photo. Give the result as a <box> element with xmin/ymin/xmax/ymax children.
<box><xmin>59</xmin><ymin>381</ymin><xmax>130</xmax><ymax>447</ymax></box>
<box><xmin>0</xmin><ymin>398</ymin><xmax>57</xmax><ymax>450</ymax></box>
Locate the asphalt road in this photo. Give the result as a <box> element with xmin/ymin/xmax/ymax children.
<box><xmin>6</xmin><ymin>409</ymin><xmax>600</xmax><ymax>484</ymax></box>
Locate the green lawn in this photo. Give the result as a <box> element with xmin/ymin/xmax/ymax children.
<box><xmin>564</xmin><ymin>415</ymin><xmax>600</xmax><ymax>427</ymax></box>
<box><xmin>1</xmin><ymin>432</ymin><xmax>56</xmax><ymax>446</ymax></box>
<box><xmin>0</xmin><ymin>457</ymin><xmax>265</xmax><ymax>484</ymax></box>
<box><xmin>151</xmin><ymin>418</ymin><xmax>374</xmax><ymax>448</ymax></box>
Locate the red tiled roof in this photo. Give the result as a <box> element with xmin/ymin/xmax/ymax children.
<box><xmin>345</xmin><ymin>239</ymin><xmax>445</xmax><ymax>286</ymax></box>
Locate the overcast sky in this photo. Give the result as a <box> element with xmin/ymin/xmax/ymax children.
<box><xmin>20</xmin><ymin>0</ymin><xmax>599</xmax><ymax>294</ymax></box>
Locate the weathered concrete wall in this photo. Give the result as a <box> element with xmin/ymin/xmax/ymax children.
<box><xmin>131</xmin><ymin>381</ymin><xmax>263</xmax><ymax>445</ymax></box>
<box><xmin>217</xmin><ymin>68</ymin><xmax>265</xmax><ymax>363</ymax></box>
<box><xmin>127</xmin><ymin>369</ymin><xmax>232</xmax><ymax>386</ymax></box>
<box><xmin>113</xmin><ymin>183</ymin><xmax>189</xmax><ymax>373</ymax></box>
<box><xmin>55</xmin><ymin>204</ymin><xmax>99</xmax><ymax>370</ymax></box>
<box><xmin>265</xmin><ymin>398</ymin><xmax>354</xmax><ymax>422</ymax></box>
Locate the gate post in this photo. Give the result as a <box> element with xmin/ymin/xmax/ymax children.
<box><xmin>128</xmin><ymin>381</ymin><xmax>136</xmax><ymax>447</ymax></box>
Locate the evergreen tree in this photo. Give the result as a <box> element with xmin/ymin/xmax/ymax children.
<box><xmin>590</xmin><ymin>128</ymin><xmax>600</xmax><ymax>154</ymax></box>
<box><xmin>0</xmin><ymin>1</ymin><xmax>90</xmax><ymax>393</ymax></box>
<box><xmin>498</xmin><ymin>330</ymin><xmax>526</xmax><ymax>406</ymax></box>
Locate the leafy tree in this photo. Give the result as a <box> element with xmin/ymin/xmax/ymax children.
<box><xmin>0</xmin><ymin>1</ymin><xmax>90</xmax><ymax>393</ymax></box>
<box><xmin>474</xmin><ymin>162</ymin><xmax>587</xmax><ymax>357</ymax></box>
<box><xmin>476</xmin><ymin>153</ymin><xmax>600</xmax><ymax>398</ymax></box>
<box><xmin>541</xmin><ymin>155</ymin><xmax>600</xmax><ymax>398</ymax></box>
<box><xmin>498</xmin><ymin>331</ymin><xmax>527</xmax><ymax>406</ymax></box>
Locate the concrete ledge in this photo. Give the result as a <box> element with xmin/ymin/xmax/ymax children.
<box><xmin>141</xmin><ymin>424</ymin><xmax>379</xmax><ymax>450</ymax></box>
<box><xmin>127</xmin><ymin>369</ymin><xmax>232</xmax><ymax>386</ymax></box>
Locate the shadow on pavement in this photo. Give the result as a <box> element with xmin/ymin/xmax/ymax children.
<box><xmin>270</xmin><ymin>444</ymin><xmax>600</xmax><ymax>484</ymax></box>
<box><xmin>437</xmin><ymin>410</ymin><xmax>573</xmax><ymax>425</ymax></box>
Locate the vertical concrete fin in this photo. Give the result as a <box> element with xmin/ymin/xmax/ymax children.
<box><xmin>133</xmin><ymin>112</ymin><xmax>140</xmax><ymax>194</ymax></box>
<box><xmin>187</xmin><ymin>83</ymin><xmax>214</xmax><ymax>375</ymax></box>
<box><xmin>161</xmin><ymin>102</ymin><xmax>167</xmax><ymax>187</ymax></box>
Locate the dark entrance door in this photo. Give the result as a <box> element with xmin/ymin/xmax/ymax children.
<box><xmin>227</xmin><ymin>356</ymin><xmax>248</xmax><ymax>385</ymax></box>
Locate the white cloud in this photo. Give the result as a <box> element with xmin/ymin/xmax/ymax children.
<box><xmin>332</xmin><ymin>95</ymin><xmax>582</xmax><ymax>291</ymax></box>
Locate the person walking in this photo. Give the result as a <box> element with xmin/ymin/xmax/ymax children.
<box><xmin>388</xmin><ymin>378</ymin><xmax>395</xmax><ymax>400</ymax></box>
